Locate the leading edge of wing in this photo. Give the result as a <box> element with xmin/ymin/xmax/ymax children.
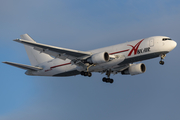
<box><xmin>14</xmin><ymin>39</ymin><xmax>92</xmax><ymax>59</ymax></box>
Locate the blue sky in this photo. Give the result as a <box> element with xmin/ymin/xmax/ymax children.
<box><xmin>0</xmin><ymin>0</ymin><xmax>180</xmax><ymax>120</ymax></box>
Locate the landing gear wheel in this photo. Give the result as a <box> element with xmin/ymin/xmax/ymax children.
<box><xmin>110</xmin><ymin>79</ymin><xmax>114</xmax><ymax>83</ymax></box>
<box><xmin>81</xmin><ymin>71</ymin><xmax>85</xmax><ymax>76</ymax></box>
<box><xmin>88</xmin><ymin>72</ymin><xmax>92</xmax><ymax>77</ymax></box>
<box><xmin>102</xmin><ymin>77</ymin><xmax>106</xmax><ymax>82</ymax></box>
<box><xmin>102</xmin><ymin>77</ymin><xmax>114</xmax><ymax>83</ymax></box>
<box><xmin>81</xmin><ymin>71</ymin><xmax>92</xmax><ymax>77</ymax></box>
<box><xmin>102</xmin><ymin>69</ymin><xmax>114</xmax><ymax>83</ymax></box>
<box><xmin>159</xmin><ymin>61</ymin><xmax>164</xmax><ymax>65</ymax></box>
<box><xmin>84</xmin><ymin>72</ymin><xmax>88</xmax><ymax>76</ymax></box>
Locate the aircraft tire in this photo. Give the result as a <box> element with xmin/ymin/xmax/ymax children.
<box><xmin>110</xmin><ymin>79</ymin><xmax>114</xmax><ymax>83</ymax></box>
<box><xmin>102</xmin><ymin>77</ymin><xmax>114</xmax><ymax>83</ymax></box>
<box><xmin>88</xmin><ymin>72</ymin><xmax>92</xmax><ymax>77</ymax></box>
<box><xmin>102</xmin><ymin>77</ymin><xmax>106</xmax><ymax>82</ymax></box>
<box><xmin>84</xmin><ymin>72</ymin><xmax>88</xmax><ymax>76</ymax></box>
<box><xmin>159</xmin><ymin>61</ymin><xmax>164</xmax><ymax>65</ymax></box>
<box><xmin>81</xmin><ymin>71</ymin><xmax>85</xmax><ymax>76</ymax></box>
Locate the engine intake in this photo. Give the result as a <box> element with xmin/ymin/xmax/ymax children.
<box><xmin>121</xmin><ymin>63</ymin><xmax>146</xmax><ymax>75</ymax></box>
<box><xmin>87</xmin><ymin>52</ymin><xmax>109</xmax><ymax>64</ymax></box>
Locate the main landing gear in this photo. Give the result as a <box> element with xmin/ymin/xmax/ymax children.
<box><xmin>80</xmin><ymin>71</ymin><xmax>92</xmax><ymax>77</ymax></box>
<box><xmin>102</xmin><ymin>70</ymin><xmax>114</xmax><ymax>84</ymax></box>
<box><xmin>81</xmin><ymin>70</ymin><xmax>114</xmax><ymax>84</ymax></box>
<box><xmin>159</xmin><ymin>54</ymin><xmax>166</xmax><ymax>65</ymax></box>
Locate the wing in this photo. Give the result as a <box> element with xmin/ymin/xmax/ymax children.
<box><xmin>3</xmin><ymin>61</ymin><xmax>43</xmax><ymax>71</ymax></box>
<box><xmin>14</xmin><ymin>39</ymin><xmax>92</xmax><ymax>60</ymax></box>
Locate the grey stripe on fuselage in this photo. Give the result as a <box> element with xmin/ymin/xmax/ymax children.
<box><xmin>53</xmin><ymin>70</ymin><xmax>80</xmax><ymax>77</ymax></box>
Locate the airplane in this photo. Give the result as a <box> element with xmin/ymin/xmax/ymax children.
<box><xmin>3</xmin><ymin>34</ymin><xmax>177</xmax><ymax>83</ymax></box>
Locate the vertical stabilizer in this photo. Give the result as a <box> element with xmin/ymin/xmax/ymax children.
<box><xmin>20</xmin><ymin>34</ymin><xmax>53</xmax><ymax>66</ymax></box>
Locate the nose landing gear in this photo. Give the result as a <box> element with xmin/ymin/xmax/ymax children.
<box><xmin>159</xmin><ymin>54</ymin><xmax>166</xmax><ymax>65</ymax></box>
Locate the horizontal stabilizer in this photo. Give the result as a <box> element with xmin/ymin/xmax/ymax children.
<box><xmin>3</xmin><ymin>61</ymin><xmax>43</xmax><ymax>71</ymax></box>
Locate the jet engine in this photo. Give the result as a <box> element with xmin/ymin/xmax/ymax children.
<box><xmin>121</xmin><ymin>63</ymin><xmax>146</xmax><ymax>75</ymax></box>
<box><xmin>87</xmin><ymin>52</ymin><xmax>109</xmax><ymax>64</ymax></box>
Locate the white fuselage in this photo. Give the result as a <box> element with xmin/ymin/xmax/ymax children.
<box><xmin>27</xmin><ymin>36</ymin><xmax>177</xmax><ymax>76</ymax></box>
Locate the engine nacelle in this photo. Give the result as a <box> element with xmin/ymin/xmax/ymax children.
<box><xmin>121</xmin><ymin>63</ymin><xmax>146</xmax><ymax>75</ymax></box>
<box><xmin>87</xmin><ymin>52</ymin><xmax>109</xmax><ymax>64</ymax></box>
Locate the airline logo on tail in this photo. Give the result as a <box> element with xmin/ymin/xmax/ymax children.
<box><xmin>127</xmin><ymin>39</ymin><xmax>144</xmax><ymax>56</ymax></box>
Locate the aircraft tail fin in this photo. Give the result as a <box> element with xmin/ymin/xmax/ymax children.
<box><xmin>20</xmin><ymin>34</ymin><xmax>53</xmax><ymax>66</ymax></box>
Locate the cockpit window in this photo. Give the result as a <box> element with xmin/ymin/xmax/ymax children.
<box><xmin>162</xmin><ymin>38</ymin><xmax>172</xmax><ymax>41</ymax></box>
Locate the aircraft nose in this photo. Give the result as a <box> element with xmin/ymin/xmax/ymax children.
<box><xmin>172</xmin><ymin>41</ymin><xmax>177</xmax><ymax>49</ymax></box>
<box><xmin>169</xmin><ymin>40</ymin><xmax>177</xmax><ymax>51</ymax></box>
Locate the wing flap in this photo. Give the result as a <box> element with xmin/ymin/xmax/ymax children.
<box><xmin>14</xmin><ymin>39</ymin><xmax>91</xmax><ymax>60</ymax></box>
<box><xmin>3</xmin><ymin>62</ymin><xmax>43</xmax><ymax>71</ymax></box>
